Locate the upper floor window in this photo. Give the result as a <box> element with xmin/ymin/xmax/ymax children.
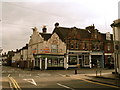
<box><xmin>70</xmin><ymin>44</ymin><xmax>74</xmax><ymax>49</ymax></box>
<box><xmin>92</xmin><ymin>43</ymin><xmax>97</xmax><ymax>50</ymax></box>
<box><xmin>107</xmin><ymin>44</ymin><xmax>111</xmax><ymax>51</ymax></box>
<box><xmin>95</xmin><ymin>34</ymin><xmax>97</xmax><ymax>39</ymax></box>
<box><xmin>51</xmin><ymin>45</ymin><xmax>58</xmax><ymax>53</ymax></box>
<box><xmin>76</xmin><ymin>43</ymin><xmax>79</xmax><ymax>49</ymax></box>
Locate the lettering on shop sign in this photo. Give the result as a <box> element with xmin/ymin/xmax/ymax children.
<box><xmin>32</xmin><ymin>48</ymin><xmax>36</xmax><ymax>53</ymax></box>
<box><xmin>42</xmin><ymin>47</ymin><xmax>50</xmax><ymax>53</ymax></box>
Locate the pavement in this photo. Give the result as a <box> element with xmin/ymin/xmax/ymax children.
<box><xmin>71</xmin><ymin>70</ymin><xmax>120</xmax><ymax>88</ymax></box>
<box><xmin>1</xmin><ymin>66</ymin><xmax>120</xmax><ymax>89</ymax></box>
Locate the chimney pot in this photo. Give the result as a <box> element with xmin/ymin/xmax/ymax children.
<box><xmin>55</xmin><ymin>22</ymin><xmax>59</xmax><ymax>27</ymax></box>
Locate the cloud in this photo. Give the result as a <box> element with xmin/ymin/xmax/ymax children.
<box><xmin>2</xmin><ymin>0</ymin><xmax>119</xmax><ymax>52</ymax></box>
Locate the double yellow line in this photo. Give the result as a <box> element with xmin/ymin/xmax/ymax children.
<box><xmin>8</xmin><ymin>76</ymin><xmax>22</xmax><ymax>90</ymax></box>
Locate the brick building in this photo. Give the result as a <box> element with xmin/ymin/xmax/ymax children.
<box><xmin>26</xmin><ymin>23</ymin><xmax>114</xmax><ymax>70</ymax></box>
<box><xmin>4</xmin><ymin>23</ymin><xmax>114</xmax><ymax>70</ymax></box>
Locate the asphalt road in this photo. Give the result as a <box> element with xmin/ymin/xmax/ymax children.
<box><xmin>1</xmin><ymin>66</ymin><xmax>119</xmax><ymax>90</ymax></box>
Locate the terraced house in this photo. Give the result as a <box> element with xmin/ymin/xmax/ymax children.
<box><xmin>5</xmin><ymin>23</ymin><xmax>114</xmax><ymax>70</ymax></box>
<box><xmin>26</xmin><ymin>23</ymin><xmax>114</xmax><ymax>70</ymax></box>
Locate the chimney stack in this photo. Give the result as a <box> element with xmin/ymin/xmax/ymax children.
<box><xmin>42</xmin><ymin>25</ymin><xmax>47</xmax><ymax>33</ymax></box>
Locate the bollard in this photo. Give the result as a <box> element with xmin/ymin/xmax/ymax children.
<box><xmin>100</xmin><ymin>71</ymin><xmax>101</xmax><ymax>76</ymax></box>
<box><xmin>96</xmin><ymin>71</ymin><xmax>97</xmax><ymax>76</ymax></box>
<box><xmin>75</xmin><ymin>69</ymin><xmax>77</xmax><ymax>74</ymax></box>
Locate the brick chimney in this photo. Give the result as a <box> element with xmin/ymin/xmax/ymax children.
<box><xmin>42</xmin><ymin>25</ymin><xmax>47</xmax><ymax>33</ymax></box>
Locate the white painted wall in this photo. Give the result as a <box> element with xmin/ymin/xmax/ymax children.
<box><xmin>12</xmin><ymin>52</ymin><xmax>21</xmax><ymax>61</ymax></box>
<box><xmin>22</xmin><ymin>49</ymin><xmax>28</xmax><ymax>61</ymax></box>
<box><xmin>48</xmin><ymin>33</ymin><xmax>66</xmax><ymax>54</ymax></box>
<box><xmin>28</xmin><ymin>28</ymin><xmax>44</xmax><ymax>61</ymax></box>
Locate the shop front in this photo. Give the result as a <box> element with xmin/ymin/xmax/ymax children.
<box><xmin>67</xmin><ymin>50</ymin><xmax>92</xmax><ymax>68</ymax></box>
<box><xmin>34</xmin><ymin>54</ymin><xmax>64</xmax><ymax>70</ymax></box>
<box><xmin>104</xmin><ymin>53</ymin><xmax>114</xmax><ymax>68</ymax></box>
<box><xmin>90</xmin><ymin>51</ymin><xmax>104</xmax><ymax>68</ymax></box>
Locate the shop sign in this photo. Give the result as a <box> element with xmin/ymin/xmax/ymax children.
<box><xmin>32</xmin><ymin>48</ymin><xmax>36</xmax><ymax>53</ymax></box>
<box><xmin>42</xmin><ymin>48</ymin><xmax>50</xmax><ymax>53</ymax></box>
<box><xmin>90</xmin><ymin>52</ymin><xmax>103</xmax><ymax>55</ymax></box>
<box><xmin>104</xmin><ymin>53</ymin><xmax>112</xmax><ymax>55</ymax></box>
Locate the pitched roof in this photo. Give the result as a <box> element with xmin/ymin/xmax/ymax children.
<box><xmin>39</xmin><ymin>33</ymin><xmax>52</xmax><ymax>41</ymax></box>
<box><xmin>52</xmin><ymin>27</ymin><xmax>91</xmax><ymax>42</ymax></box>
<box><xmin>53</xmin><ymin>27</ymin><xmax>70</xmax><ymax>42</ymax></box>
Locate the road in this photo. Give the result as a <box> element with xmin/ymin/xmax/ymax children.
<box><xmin>1</xmin><ymin>66</ymin><xmax>119</xmax><ymax>90</ymax></box>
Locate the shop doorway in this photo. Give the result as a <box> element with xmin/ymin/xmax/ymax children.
<box><xmin>91</xmin><ymin>55</ymin><xmax>103</xmax><ymax>68</ymax></box>
<box><xmin>41</xmin><ymin>60</ymin><xmax>45</xmax><ymax>70</ymax></box>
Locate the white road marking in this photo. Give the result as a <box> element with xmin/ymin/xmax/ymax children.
<box><xmin>57</xmin><ymin>73</ymin><xmax>65</xmax><ymax>77</ymax></box>
<box><xmin>57</xmin><ymin>83</ymin><xmax>75</xmax><ymax>90</ymax></box>
<box><xmin>37</xmin><ymin>73</ymin><xmax>51</xmax><ymax>76</ymax></box>
<box><xmin>8</xmin><ymin>74</ymin><xmax>10</xmax><ymax>77</ymax></box>
<box><xmin>8</xmin><ymin>80</ymin><xmax>13</xmax><ymax>90</ymax></box>
<box><xmin>23</xmin><ymin>79</ymin><xmax>37</xmax><ymax>86</ymax></box>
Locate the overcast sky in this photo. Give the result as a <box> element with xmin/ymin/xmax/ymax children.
<box><xmin>1</xmin><ymin>0</ymin><xmax>119</xmax><ymax>53</ymax></box>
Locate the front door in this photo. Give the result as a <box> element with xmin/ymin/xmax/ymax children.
<box><xmin>41</xmin><ymin>60</ymin><xmax>45</xmax><ymax>70</ymax></box>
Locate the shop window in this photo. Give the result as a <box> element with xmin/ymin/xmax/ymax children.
<box><xmin>48</xmin><ymin>59</ymin><xmax>51</xmax><ymax>64</ymax></box>
<box><xmin>69</xmin><ymin>56</ymin><xmax>77</xmax><ymax>65</ymax></box>
<box><xmin>95</xmin><ymin>34</ymin><xmax>97</xmax><ymax>39</ymax></box>
<box><xmin>47</xmin><ymin>59</ymin><xmax>52</xmax><ymax>67</ymax></box>
<box><xmin>51</xmin><ymin>45</ymin><xmax>58</xmax><ymax>53</ymax></box>
<box><xmin>59</xmin><ymin>59</ymin><xmax>64</xmax><ymax>67</ymax></box>
<box><xmin>47</xmin><ymin>58</ymin><xmax>64</xmax><ymax>67</ymax></box>
<box><xmin>84</xmin><ymin>56</ymin><xmax>89</xmax><ymax>65</ymax></box>
<box><xmin>54</xmin><ymin>60</ymin><xmax>58</xmax><ymax>65</ymax></box>
<box><xmin>60</xmin><ymin>59</ymin><xmax>64</xmax><ymax>64</ymax></box>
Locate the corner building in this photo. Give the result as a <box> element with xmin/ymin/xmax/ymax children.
<box><xmin>28</xmin><ymin>23</ymin><xmax>114</xmax><ymax>70</ymax></box>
